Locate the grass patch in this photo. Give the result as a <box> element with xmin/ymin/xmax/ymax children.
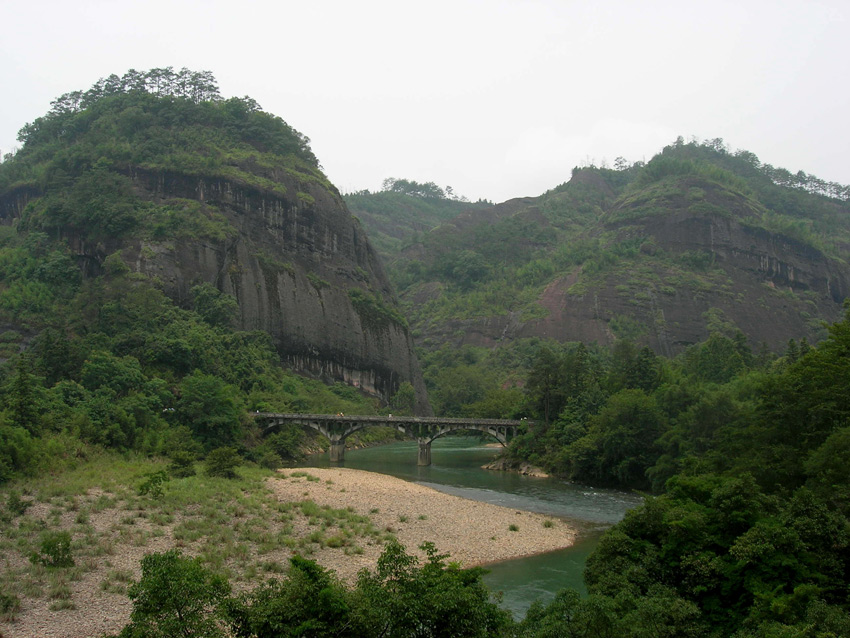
<box><xmin>0</xmin><ymin>453</ymin><xmax>391</xmax><ymax>628</ymax></box>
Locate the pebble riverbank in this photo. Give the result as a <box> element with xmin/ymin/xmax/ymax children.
<box><xmin>0</xmin><ymin>467</ymin><xmax>575</xmax><ymax>637</ymax></box>
<box><xmin>267</xmin><ymin>466</ymin><xmax>576</xmax><ymax>581</ymax></box>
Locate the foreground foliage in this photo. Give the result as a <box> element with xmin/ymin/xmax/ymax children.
<box><xmin>111</xmin><ymin>540</ymin><xmax>513</xmax><ymax>638</ymax></box>
<box><xmin>504</xmin><ymin>307</ymin><xmax>850</xmax><ymax>636</ymax></box>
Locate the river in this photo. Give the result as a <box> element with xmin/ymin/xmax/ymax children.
<box><xmin>299</xmin><ymin>436</ymin><xmax>643</xmax><ymax>617</ymax></box>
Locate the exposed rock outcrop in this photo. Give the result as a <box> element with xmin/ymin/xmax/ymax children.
<box><xmin>1</xmin><ymin>169</ymin><xmax>432</xmax><ymax>414</ymax></box>
<box><xmin>398</xmin><ymin>174</ymin><xmax>850</xmax><ymax>354</ymax></box>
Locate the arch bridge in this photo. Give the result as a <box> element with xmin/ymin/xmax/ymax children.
<box><xmin>254</xmin><ymin>413</ymin><xmax>528</xmax><ymax>465</ymax></box>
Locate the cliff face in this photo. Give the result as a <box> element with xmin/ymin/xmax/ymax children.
<box><xmin>384</xmin><ymin>169</ymin><xmax>850</xmax><ymax>355</ymax></box>
<box><xmin>513</xmin><ymin>206</ymin><xmax>850</xmax><ymax>356</ymax></box>
<box><xmin>1</xmin><ymin>169</ymin><xmax>433</xmax><ymax>415</ymax></box>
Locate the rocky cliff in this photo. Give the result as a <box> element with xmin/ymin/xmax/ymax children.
<box><xmin>370</xmin><ymin>146</ymin><xmax>850</xmax><ymax>355</ymax></box>
<box><xmin>1</xmin><ymin>167</ymin><xmax>432</xmax><ymax>414</ymax></box>
<box><xmin>0</xmin><ymin>74</ymin><xmax>433</xmax><ymax>414</ymax></box>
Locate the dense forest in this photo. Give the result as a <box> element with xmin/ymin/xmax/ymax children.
<box><xmin>1</xmin><ymin>70</ymin><xmax>848</xmax><ymax>636</ymax></box>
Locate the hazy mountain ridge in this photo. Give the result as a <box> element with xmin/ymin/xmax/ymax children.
<box><xmin>351</xmin><ymin>140</ymin><xmax>850</xmax><ymax>355</ymax></box>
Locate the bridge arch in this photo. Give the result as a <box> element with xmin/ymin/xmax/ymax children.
<box><xmin>255</xmin><ymin>413</ymin><xmax>528</xmax><ymax>465</ymax></box>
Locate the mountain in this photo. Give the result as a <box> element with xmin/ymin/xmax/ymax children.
<box><xmin>345</xmin><ymin>178</ymin><xmax>493</xmax><ymax>260</ymax></box>
<box><xmin>0</xmin><ymin>68</ymin><xmax>431</xmax><ymax>415</ymax></box>
<box><xmin>355</xmin><ymin>140</ymin><xmax>850</xmax><ymax>357</ymax></box>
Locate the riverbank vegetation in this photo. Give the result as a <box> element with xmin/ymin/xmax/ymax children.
<box><xmin>486</xmin><ymin>306</ymin><xmax>849</xmax><ymax>636</ymax></box>
<box><xmin>4</xmin><ymin>311</ymin><xmax>846</xmax><ymax>636</ymax></box>
<box><xmin>0</xmin><ymin>254</ymin><xmax>393</xmax><ymax>486</ymax></box>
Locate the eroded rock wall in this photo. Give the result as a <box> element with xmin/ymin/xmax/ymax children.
<box><xmin>1</xmin><ymin>170</ymin><xmax>432</xmax><ymax>414</ymax></box>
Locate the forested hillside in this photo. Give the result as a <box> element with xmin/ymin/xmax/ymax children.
<box><xmin>507</xmin><ymin>306</ymin><xmax>850</xmax><ymax>636</ymax></box>
<box><xmin>0</xmin><ymin>68</ymin><xmax>419</xmax><ymax>483</ymax></box>
<box><xmin>0</xmin><ymin>67</ymin><xmax>432</xmax><ymax>416</ymax></box>
<box><xmin>345</xmin><ymin>177</ymin><xmax>492</xmax><ymax>258</ymax></box>
<box><xmin>337</xmin><ymin>146</ymin><xmax>850</xmax><ymax>635</ymax></box>
<box><xmin>353</xmin><ymin>139</ymin><xmax>850</xmax><ymax>358</ymax></box>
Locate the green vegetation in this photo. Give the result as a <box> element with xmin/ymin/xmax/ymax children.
<box><xmin>348</xmin><ymin>139</ymin><xmax>850</xmax><ymax>361</ymax></box>
<box><xmin>345</xmin><ymin>178</ymin><xmax>491</xmax><ymax>257</ymax></box>
<box><xmin>490</xmin><ymin>306</ymin><xmax>850</xmax><ymax>636</ymax></box>
<box><xmin>0</xmin><ymin>71</ymin><xmax>396</xmax><ymax>485</ymax></box>
<box><xmin>0</xmin><ymin>240</ymin><xmax>384</xmax><ymax>485</ymax></box>
<box><xmin>0</xmin><ymin>456</ymin><xmax>394</xmax><ymax>624</ymax></box>
<box><xmin>2</xmin><ymin>67</ymin><xmax>849</xmax><ymax>635</ymax></box>
<box><xmin>348</xmin><ymin>288</ymin><xmax>408</xmax><ymax>330</ymax></box>
<box><xmin>87</xmin><ymin>309</ymin><xmax>850</xmax><ymax>637</ymax></box>
<box><xmin>1</xmin><ymin>69</ymin><xmax>327</xmax><ymax>248</ymax></box>
<box><xmin>30</xmin><ymin>530</ymin><xmax>75</xmax><ymax>568</ymax></box>
<box><xmin>107</xmin><ymin>539</ymin><xmax>511</xmax><ymax>638</ymax></box>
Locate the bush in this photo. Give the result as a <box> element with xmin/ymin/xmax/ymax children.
<box><xmin>5</xmin><ymin>490</ymin><xmax>30</xmax><ymax>517</ymax></box>
<box><xmin>257</xmin><ymin>450</ymin><xmax>283</xmax><ymax>470</ymax></box>
<box><xmin>0</xmin><ymin>590</ymin><xmax>21</xmax><ymax>621</ymax></box>
<box><xmin>204</xmin><ymin>447</ymin><xmax>241</xmax><ymax>479</ymax></box>
<box><xmin>30</xmin><ymin>530</ymin><xmax>74</xmax><ymax>568</ymax></box>
<box><xmin>137</xmin><ymin>470</ymin><xmax>169</xmax><ymax>498</ymax></box>
<box><xmin>168</xmin><ymin>451</ymin><xmax>197</xmax><ymax>478</ymax></box>
<box><xmin>119</xmin><ymin>549</ymin><xmax>230</xmax><ymax>638</ymax></box>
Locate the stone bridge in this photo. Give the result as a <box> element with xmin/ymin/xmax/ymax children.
<box><xmin>254</xmin><ymin>413</ymin><xmax>528</xmax><ymax>465</ymax></box>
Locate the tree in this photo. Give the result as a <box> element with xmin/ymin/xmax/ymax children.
<box><xmin>389</xmin><ymin>381</ymin><xmax>416</xmax><ymax>416</ymax></box>
<box><xmin>5</xmin><ymin>356</ymin><xmax>40</xmax><ymax>434</ymax></box>
<box><xmin>688</xmin><ymin>333</ymin><xmax>746</xmax><ymax>384</ymax></box>
<box><xmin>526</xmin><ymin>346</ymin><xmax>566</xmax><ymax>424</ymax></box>
<box><xmin>225</xmin><ymin>555</ymin><xmax>353</xmax><ymax>638</ymax></box>
<box><xmin>204</xmin><ymin>447</ymin><xmax>242</xmax><ymax>479</ymax></box>
<box><xmin>431</xmin><ymin>365</ymin><xmax>494</xmax><ymax>417</ymax></box>
<box><xmin>191</xmin><ymin>283</ymin><xmax>239</xmax><ymax>329</ymax></box>
<box><xmin>351</xmin><ymin>540</ymin><xmax>513</xmax><ymax>637</ymax></box>
<box><xmin>177</xmin><ymin>371</ymin><xmax>243</xmax><ymax>448</ymax></box>
<box><xmin>583</xmin><ymin>389</ymin><xmax>666</xmax><ymax>488</ymax></box>
<box><xmin>118</xmin><ymin>549</ymin><xmax>230</xmax><ymax>638</ymax></box>
<box><xmin>80</xmin><ymin>350</ymin><xmax>145</xmax><ymax>396</ymax></box>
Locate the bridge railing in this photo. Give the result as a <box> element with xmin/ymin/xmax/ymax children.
<box><xmin>253</xmin><ymin>413</ymin><xmax>531</xmax><ymax>427</ymax></box>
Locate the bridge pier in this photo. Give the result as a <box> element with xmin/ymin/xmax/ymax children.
<box><xmin>329</xmin><ymin>439</ymin><xmax>345</xmax><ymax>463</ymax></box>
<box><xmin>257</xmin><ymin>413</ymin><xmax>526</xmax><ymax>467</ymax></box>
<box><xmin>418</xmin><ymin>439</ymin><xmax>431</xmax><ymax>466</ymax></box>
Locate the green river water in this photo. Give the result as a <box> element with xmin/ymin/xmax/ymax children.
<box><xmin>299</xmin><ymin>436</ymin><xmax>643</xmax><ymax>617</ymax></box>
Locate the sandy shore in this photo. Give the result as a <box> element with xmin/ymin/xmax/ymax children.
<box><xmin>266</xmin><ymin>467</ymin><xmax>576</xmax><ymax>580</ymax></box>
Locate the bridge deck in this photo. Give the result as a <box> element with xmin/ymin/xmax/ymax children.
<box><xmin>253</xmin><ymin>413</ymin><xmax>529</xmax><ymax>465</ymax></box>
<box><xmin>253</xmin><ymin>413</ymin><xmax>528</xmax><ymax>427</ymax></box>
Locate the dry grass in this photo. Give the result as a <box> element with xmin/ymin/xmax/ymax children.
<box><xmin>0</xmin><ymin>459</ymin><xmax>391</xmax><ymax>638</ymax></box>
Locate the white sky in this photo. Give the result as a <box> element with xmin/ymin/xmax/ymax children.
<box><xmin>1</xmin><ymin>0</ymin><xmax>848</xmax><ymax>203</ymax></box>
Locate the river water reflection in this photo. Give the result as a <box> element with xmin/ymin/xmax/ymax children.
<box><xmin>298</xmin><ymin>436</ymin><xmax>643</xmax><ymax>617</ymax></box>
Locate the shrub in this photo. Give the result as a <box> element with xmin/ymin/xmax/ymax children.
<box><xmin>168</xmin><ymin>451</ymin><xmax>197</xmax><ymax>478</ymax></box>
<box><xmin>30</xmin><ymin>530</ymin><xmax>75</xmax><ymax>568</ymax></box>
<box><xmin>257</xmin><ymin>450</ymin><xmax>283</xmax><ymax>470</ymax></box>
<box><xmin>138</xmin><ymin>470</ymin><xmax>169</xmax><ymax>498</ymax></box>
<box><xmin>5</xmin><ymin>490</ymin><xmax>30</xmax><ymax>517</ymax></box>
<box><xmin>119</xmin><ymin>549</ymin><xmax>230</xmax><ymax>638</ymax></box>
<box><xmin>204</xmin><ymin>447</ymin><xmax>241</xmax><ymax>479</ymax></box>
<box><xmin>0</xmin><ymin>590</ymin><xmax>21</xmax><ymax>620</ymax></box>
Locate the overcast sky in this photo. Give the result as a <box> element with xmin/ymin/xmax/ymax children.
<box><xmin>1</xmin><ymin>0</ymin><xmax>847</xmax><ymax>203</ymax></box>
